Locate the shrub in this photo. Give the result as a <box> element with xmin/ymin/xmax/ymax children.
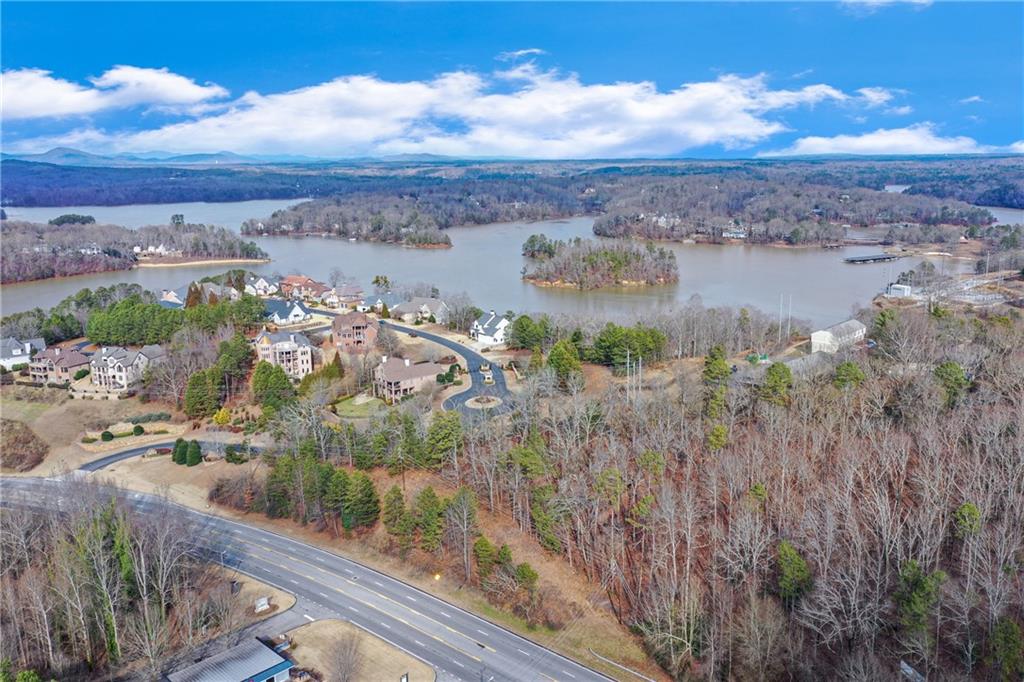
<box><xmin>132</xmin><ymin>424</ymin><xmax>145</xmax><ymax>436</ymax></box>
<box><xmin>73</xmin><ymin>368</ymin><xmax>90</xmax><ymax>381</ymax></box>
<box><xmin>80</xmin><ymin>436</ymin><xmax>97</xmax><ymax>444</ymax></box>
<box><xmin>100</xmin><ymin>431</ymin><xmax>114</xmax><ymax>442</ymax></box>
<box><xmin>186</xmin><ymin>440</ymin><xmax>202</xmax><ymax>466</ymax></box>
<box><xmin>127</xmin><ymin>412</ymin><xmax>172</xmax><ymax>424</ymax></box>
<box><xmin>172</xmin><ymin>438</ymin><xmax>187</xmax><ymax>465</ymax></box>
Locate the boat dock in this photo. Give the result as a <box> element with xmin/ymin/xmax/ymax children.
<box><xmin>844</xmin><ymin>253</ymin><xmax>903</xmax><ymax>264</ymax></box>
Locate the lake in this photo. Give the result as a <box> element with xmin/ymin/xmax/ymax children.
<box><xmin>0</xmin><ymin>201</ymin><xmax>970</xmax><ymax>327</ymax></box>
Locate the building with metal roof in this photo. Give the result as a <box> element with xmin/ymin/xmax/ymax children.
<box><xmin>165</xmin><ymin>638</ymin><xmax>293</xmax><ymax>682</ymax></box>
<box><xmin>810</xmin><ymin>319</ymin><xmax>867</xmax><ymax>354</ymax></box>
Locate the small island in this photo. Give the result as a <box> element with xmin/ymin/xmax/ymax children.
<box><xmin>522</xmin><ymin>234</ymin><xmax>678</xmax><ymax>289</ymax></box>
<box><xmin>0</xmin><ymin>215</ymin><xmax>268</xmax><ymax>284</ymax></box>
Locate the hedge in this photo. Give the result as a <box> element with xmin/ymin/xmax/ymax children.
<box><xmin>100</xmin><ymin>431</ymin><xmax>114</xmax><ymax>442</ymax></box>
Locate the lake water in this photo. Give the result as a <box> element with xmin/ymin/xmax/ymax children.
<box><xmin>1</xmin><ymin>199</ymin><xmax>304</xmax><ymax>230</ymax></box>
<box><xmin>1</xmin><ymin>201</ymin><xmax>970</xmax><ymax>327</ymax></box>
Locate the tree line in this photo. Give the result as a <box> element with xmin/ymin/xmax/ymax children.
<box><xmin>523</xmin><ymin>237</ymin><xmax>678</xmax><ymax>289</ymax></box>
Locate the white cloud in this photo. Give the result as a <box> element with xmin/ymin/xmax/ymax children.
<box><xmin>496</xmin><ymin>48</ymin><xmax>547</xmax><ymax>62</ymax></box>
<box><xmin>856</xmin><ymin>87</ymin><xmax>895</xmax><ymax>107</ymax></box>
<box><xmin>958</xmin><ymin>95</ymin><xmax>985</xmax><ymax>104</ymax></box>
<box><xmin>840</xmin><ymin>0</ymin><xmax>933</xmax><ymax>15</ymax></box>
<box><xmin>0</xmin><ymin>66</ymin><xmax>228</xmax><ymax>120</ymax></box>
<box><xmin>5</xmin><ymin>67</ymin><xmax>858</xmax><ymax>158</ymax></box>
<box><xmin>762</xmin><ymin>122</ymin><xmax>1003</xmax><ymax>156</ymax></box>
<box><xmin>886</xmin><ymin>105</ymin><xmax>914</xmax><ymax>115</ymax></box>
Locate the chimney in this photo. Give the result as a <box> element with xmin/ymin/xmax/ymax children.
<box><xmin>405</xmin><ymin>358</ymin><xmax>410</xmax><ymax>367</ymax></box>
<box><xmin>382</xmin><ymin>355</ymin><xmax>388</xmax><ymax>363</ymax></box>
<box><xmin>289</xmin><ymin>334</ymin><xmax>295</xmax><ymax>343</ymax></box>
<box><xmin>55</xmin><ymin>348</ymin><xmax>61</xmax><ymax>356</ymax></box>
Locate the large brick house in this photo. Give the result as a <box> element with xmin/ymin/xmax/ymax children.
<box><xmin>29</xmin><ymin>346</ymin><xmax>89</xmax><ymax>384</ymax></box>
<box><xmin>254</xmin><ymin>329</ymin><xmax>315</xmax><ymax>379</ymax></box>
<box><xmin>332</xmin><ymin>311</ymin><xmax>379</xmax><ymax>352</ymax></box>
<box><xmin>373</xmin><ymin>356</ymin><xmax>445</xmax><ymax>403</ymax></box>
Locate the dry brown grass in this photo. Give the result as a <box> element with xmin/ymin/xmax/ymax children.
<box><xmin>288</xmin><ymin>619</ymin><xmax>435</xmax><ymax>682</ymax></box>
<box><xmin>0</xmin><ymin>418</ymin><xmax>49</xmax><ymax>471</ymax></box>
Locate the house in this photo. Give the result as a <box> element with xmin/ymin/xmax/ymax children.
<box><xmin>390</xmin><ymin>297</ymin><xmax>450</xmax><ymax>325</ymax></box>
<box><xmin>264</xmin><ymin>299</ymin><xmax>313</xmax><ymax>326</ymax></box>
<box><xmin>335</xmin><ymin>283</ymin><xmax>365</xmax><ymax>307</ymax></box>
<box><xmin>165</xmin><ymin>638</ymin><xmax>293</xmax><ymax>682</ymax></box>
<box><xmin>29</xmin><ymin>346</ymin><xmax>89</xmax><ymax>384</ymax></box>
<box><xmin>810</xmin><ymin>319</ymin><xmax>867</xmax><ymax>354</ymax></box>
<box><xmin>332</xmin><ymin>311</ymin><xmax>379</xmax><ymax>352</ymax></box>
<box><xmin>471</xmin><ymin>310</ymin><xmax>511</xmax><ymax>346</ymax></box>
<box><xmin>160</xmin><ymin>281</ymin><xmax>240</xmax><ymax>309</ymax></box>
<box><xmin>279</xmin><ymin>275</ymin><xmax>330</xmax><ymax>300</ymax></box>
<box><xmin>244</xmin><ymin>274</ymin><xmax>280</xmax><ymax>297</ymax></box>
<box><xmin>254</xmin><ymin>329</ymin><xmax>315</xmax><ymax>379</ymax></box>
<box><xmin>91</xmin><ymin>345</ymin><xmax>166</xmax><ymax>392</ymax></box>
<box><xmin>722</xmin><ymin>229</ymin><xmax>747</xmax><ymax>240</ymax></box>
<box><xmin>0</xmin><ymin>336</ymin><xmax>46</xmax><ymax>370</ymax></box>
<box><xmin>886</xmin><ymin>283</ymin><xmax>913</xmax><ymax>298</ymax></box>
<box><xmin>373</xmin><ymin>356</ymin><xmax>446</xmax><ymax>403</ymax></box>
<box><xmin>361</xmin><ymin>292</ymin><xmax>404</xmax><ymax>315</ymax></box>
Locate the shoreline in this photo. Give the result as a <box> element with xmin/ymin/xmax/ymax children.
<box><xmin>524</xmin><ymin>276</ymin><xmax>678</xmax><ymax>290</ymax></box>
<box><xmin>242</xmin><ymin>231</ymin><xmax>452</xmax><ymax>249</ymax></box>
<box><xmin>135</xmin><ymin>257</ymin><xmax>271</xmax><ymax>269</ymax></box>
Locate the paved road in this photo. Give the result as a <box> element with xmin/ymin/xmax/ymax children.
<box><xmin>379</xmin><ymin>321</ymin><xmax>511</xmax><ymax>415</ymax></box>
<box><xmin>0</xmin><ymin>477</ymin><xmax>610</xmax><ymax>682</ymax></box>
<box><xmin>77</xmin><ymin>440</ymin><xmax>259</xmax><ymax>472</ymax></box>
<box><xmin>306</xmin><ymin>306</ymin><xmax>512</xmax><ymax>415</ymax></box>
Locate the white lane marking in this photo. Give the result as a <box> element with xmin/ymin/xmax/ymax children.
<box><xmin>303</xmin><ymin>614</ymin><xmax>315</xmax><ymax>622</ymax></box>
<box><xmin>562</xmin><ymin>671</ymin><xmax>577</xmax><ymax>679</ymax></box>
<box><xmin>440</xmin><ymin>611</ymin><xmax>451</xmax><ymax>618</ymax></box>
<box><xmin>454</xmin><ymin>660</ymin><xmax>465</xmax><ymax>668</ymax></box>
<box><xmin>348</xmin><ymin>606</ymin><xmax>359</xmax><ymax>613</ymax></box>
<box><xmin>318</xmin><ymin>592</ymin><xmax>330</xmax><ymax>599</ymax></box>
<box><xmin>414</xmin><ymin>640</ymin><xmax>425</xmax><ymax>647</ymax></box>
<box><xmin>405</xmin><ymin>595</ymin><xmax>417</xmax><ymax>602</ymax></box>
<box><xmin>380</xmin><ymin>622</ymin><xmax>391</xmax><ymax>629</ymax></box>
<box><xmin>343</xmin><ymin>567</ymin><xmax>354</xmax><ymax>574</ymax></box>
<box><xmin>289</xmin><ymin>579</ymin><xmax>298</xmax><ymax>585</ymax></box>
<box><xmin>374</xmin><ymin>581</ymin><xmax>384</xmax><ymax>587</ymax></box>
<box><xmin>517</xmin><ymin>648</ymin><xmax>530</xmax><ymax>655</ymax></box>
<box><xmin>477</xmin><ymin>629</ymin><xmax>488</xmax><ymax>636</ymax></box>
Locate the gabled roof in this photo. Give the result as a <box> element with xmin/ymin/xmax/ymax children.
<box><xmin>371</xmin><ymin>292</ymin><xmax>404</xmax><ymax>309</ymax></box>
<box><xmin>0</xmin><ymin>336</ymin><xmax>45</xmax><ymax>359</ymax></box>
<box><xmin>255</xmin><ymin>328</ymin><xmax>312</xmax><ymax>347</ymax></box>
<box><xmin>474</xmin><ymin>310</ymin><xmax>509</xmax><ymax>335</ymax></box>
<box><xmin>333</xmin><ymin>310</ymin><xmax>376</xmax><ymax>329</ymax></box>
<box><xmin>393</xmin><ymin>297</ymin><xmax>447</xmax><ymax>316</ymax></box>
<box><xmin>166</xmin><ymin>638</ymin><xmax>292</xmax><ymax>682</ymax></box>
<box><xmin>33</xmin><ymin>347</ymin><xmax>89</xmax><ymax>368</ymax></box>
<box><xmin>819</xmin><ymin>319</ymin><xmax>867</xmax><ymax>338</ymax></box>
<box><xmin>263</xmin><ymin>299</ymin><xmax>312</xmax><ymax>319</ymax></box>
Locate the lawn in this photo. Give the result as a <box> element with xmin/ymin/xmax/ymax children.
<box><xmin>333</xmin><ymin>395</ymin><xmax>386</xmax><ymax>419</ymax></box>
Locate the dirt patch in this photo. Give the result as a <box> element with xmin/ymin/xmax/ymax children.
<box><xmin>288</xmin><ymin>619</ymin><xmax>435</xmax><ymax>682</ymax></box>
<box><xmin>94</xmin><ymin>456</ymin><xmax>266</xmax><ymax>511</ymax></box>
<box><xmin>0</xmin><ymin>418</ymin><xmax>49</xmax><ymax>471</ymax></box>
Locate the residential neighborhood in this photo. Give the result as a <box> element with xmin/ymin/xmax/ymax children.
<box><xmin>254</xmin><ymin>328</ymin><xmax>315</xmax><ymax>379</ymax></box>
<box><xmin>89</xmin><ymin>344</ymin><xmax>167</xmax><ymax>393</ymax></box>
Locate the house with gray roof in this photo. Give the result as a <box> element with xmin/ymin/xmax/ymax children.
<box><xmin>263</xmin><ymin>299</ymin><xmax>313</xmax><ymax>326</ymax></box>
<box><xmin>90</xmin><ymin>345</ymin><xmax>166</xmax><ymax>393</ymax></box>
<box><xmin>254</xmin><ymin>328</ymin><xmax>315</xmax><ymax>378</ymax></box>
<box><xmin>391</xmin><ymin>296</ymin><xmax>450</xmax><ymax>325</ymax></box>
<box><xmin>811</xmin><ymin>319</ymin><xmax>867</xmax><ymax>354</ymax></box>
<box><xmin>373</xmin><ymin>356</ymin><xmax>446</xmax><ymax>403</ymax></box>
<box><xmin>0</xmin><ymin>336</ymin><xmax>46</xmax><ymax>371</ymax></box>
<box><xmin>471</xmin><ymin>310</ymin><xmax>511</xmax><ymax>346</ymax></box>
<box><xmin>165</xmin><ymin>638</ymin><xmax>293</xmax><ymax>682</ymax></box>
<box><xmin>244</xmin><ymin>273</ymin><xmax>280</xmax><ymax>297</ymax></box>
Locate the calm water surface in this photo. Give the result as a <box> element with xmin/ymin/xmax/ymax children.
<box><xmin>1</xmin><ymin>202</ymin><xmax>970</xmax><ymax>326</ymax></box>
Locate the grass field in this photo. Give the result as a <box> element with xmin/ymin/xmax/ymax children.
<box><xmin>333</xmin><ymin>395</ymin><xmax>386</xmax><ymax>419</ymax></box>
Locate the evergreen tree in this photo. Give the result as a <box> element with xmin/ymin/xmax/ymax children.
<box><xmin>265</xmin><ymin>454</ymin><xmax>296</xmax><ymax>518</ymax></box>
<box><xmin>424</xmin><ymin>410</ymin><xmax>462</xmax><ymax>469</ymax></box>
<box><xmin>186</xmin><ymin>440</ymin><xmax>202</xmax><ymax>467</ymax></box>
<box><xmin>382</xmin><ymin>485</ymin><xmax>407</xmax><ymax>533</ymax></box>
<box><xmin>324</xmin><ymin>468</ymin><xmax>350</xmax><ymax>531</ymax></box>
<box><xmin>172</xmin><ymin>438</ymin><xmax>187</xmax><ymax>465</ymax></box>
<box><xmin>777</xmin><ymin>540</ymin><xmax>812</xmax><ymax>605</ymax></box>
<box><xmin>473</xmin><ymin>535</ymin><xmax>497</xmax><ymax>578</ymax></box>
<box><xmin>547</xmin><ymin>338</ymin><xmax>581</xmax><ymax>387</ymax></box>
<box><xmin>251</xmin><ymin>361</ymin><xmax>295</xmax><ymax>409</ymax></box>
<box><xmin>345</xmin><ymin>472</ymin><xmax>380</xmax><ymax>528</ymax></box>
<box><xmin>184</xmin><ymin>368</ymin><xmax>221</xmax><ymax>418</ymax></box>
<box><xmin>760</xmin><ymin>362</ymin><xmax>793</xmax><ymax>405</ymax></box>
<box><xmin>934</xmin><ymin>361</ymin><xmax>970</xmax><ymax>407</ymax></box>
<box><xmin>833</xmin><ymin>360</ymin><xmax>866</xmax><ymax>390</ymax></box>
<box><xmin>415</xmin><ymin>486</ymin><xmax>445</xmax><ymax>552</ymax></box>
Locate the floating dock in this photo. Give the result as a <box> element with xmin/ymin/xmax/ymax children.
<box><xmin>844</xmin><ymin>253</ymin><xmax>903</xmax><ymax>264</ymax></box>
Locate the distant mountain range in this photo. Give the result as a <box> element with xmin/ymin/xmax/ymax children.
<box><xmin>0</xmin><ymin>147</ymin><xmax>473</xmax><ymax>168</ymax></box>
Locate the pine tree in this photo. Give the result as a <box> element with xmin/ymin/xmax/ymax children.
<box><xmin>415</xmin><ymin>486</ymin><xmax>445</xmax><ymax>552</ymax></box>
<box><xmin>382</xmin><ymin>485</ymin><xmax>407</xmax><ymax>533</ymax></box>
<box><xmin>186</xmin><ymin>440</ymin><xmax>202</xmax><ymax>466</ymax></box>
<box><xmin>424</xmin><ymin>410</ymin><xmax>462</xmax><ymax>469</ymax></box>
<box><xmin>172</xmin><ymin>438</ymin><xmax>187</xmax><ymax>465</ymax></box>
<box><xmin>777</xmin><ymin>540</ymin><xmax>812</xmax><ymax>605</ymax></box>
<box><xmin>474</xmin><ymin>536</ymin><xmax>497</xmax><ymax>578</ymax></box>
<box><xmin>324</xmin><ymin>468</ymin><xmax>350</xmax><ymax>531</ymax></box>
<box><xmin>345</xmin><ymin>472</ymin><xmax>380</xmax><ymax>528</ymax></box>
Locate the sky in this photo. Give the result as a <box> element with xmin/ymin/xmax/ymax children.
<box><xmin>1</xmin><ymin>1</ymin><xmax>1022</xmax><ymax>159</ymax></box>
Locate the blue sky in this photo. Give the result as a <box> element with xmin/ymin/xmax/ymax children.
<box><xmin>2</xmin><ymin>1</ymin><xmax>1021</xmax><ymax>158</ymax></box>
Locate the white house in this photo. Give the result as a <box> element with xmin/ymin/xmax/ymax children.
<box><xmin>886</xmin><ymin>283</ymin><xmax>913</xmax><ymax>298</ymax></box>
<box><xmin>244</xmin><ymin>274</ymin><xmax>280</xmax><ymax>297</ymax></box>
<box><xmin>0</xmin><ymin>336</ymin><xmax>46</xmax><ymax>370</ymax></box>
<box><xmin>254</xmin><ymin>329</ymin><xmax>315</xmax><ymax>379</ymax></box>
<box><xmin>390</xmin><ymin>297</ymin><xmax>450</xmax><ymax>325</ymax></box>
<box><xmin>264</xmin><ymin>299</ymin><xmax>313</xmax><ymax>326</ymax></box>
<box><xmin>810</xmin><ymin>319</ymin><xmax>867</xmax><ymax>354</ymax></box>
<box><xmin>471</xmin><ymin>310</ymin><xmax>511</xmax><ymax>346</ymax></box>
<box><xmin>90</xmin><ymin>345</ymin><xmax>166</xmax><ymax>393</ymax></box>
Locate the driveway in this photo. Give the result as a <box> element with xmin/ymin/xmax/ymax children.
<box><xmin>379</xmin><ymin>321</ymin><xmax>511</xmax><ymax>416</ymax></box>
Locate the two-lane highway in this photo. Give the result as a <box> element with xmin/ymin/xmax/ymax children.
<box><xmin>0</xmin><ymin>477</ymin><xmax>610</xmax><ymax>682</ymax></box>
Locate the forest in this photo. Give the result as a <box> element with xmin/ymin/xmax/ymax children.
<box><xmin>240</xmin><ymin>177</ymin><xmax>591</xmax><ymax>246</ymax></box>
<box><xmin>204</xmin><ymin>301</ymin><xmax>1022</xmax><ymax>681</ymax></box>
<box><xmin>0</xmin><ymin>479</ymin><xmax>235</xmax><ymax>680</ymax></box>
<box><xmin>0</xmin><ymin>220</ymin><xmax>267</xmax><ymax>284</ymax></box>
<box><xmin>522</xmin><ymin>237</ymin><xmax>679</xmax><ymax>289</ymax></box>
